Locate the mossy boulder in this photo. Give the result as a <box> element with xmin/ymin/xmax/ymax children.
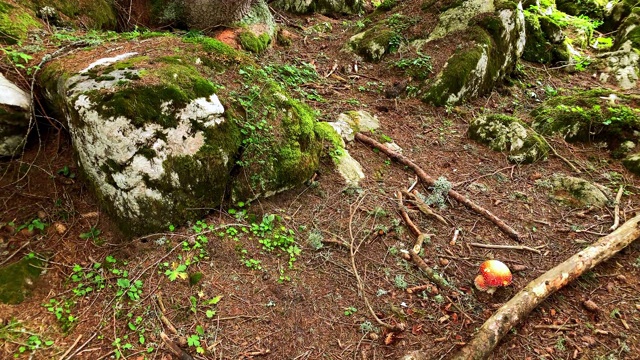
<box><xmin>469</xmin><ymin>114</ymin><xmax>550</xmax><ymax>163</ymax></box>
<box><xmin>623</xmin><ymin>152</ymin><xmax>640</xmax><ymax>175</ymax></box>
<box><xmin>549</xmin><ymin>174</ymin><xmax>610</xmax><ymax>207</ymax></box>
<box><xmin>522</xmin><ymin>8</ymin><xmax>571</xmax><ymax>64</ymax></box>
<box><xmin>556</xmin><ymin>0</ymin><xmax>608</xmax><ymax>20</ymax></box>
<box><xmin>39</xmin><ymin>37</ymin><xmax>327</xmax><ymax>236</ymax></box>
<box><xmin>599</xmin><ymin>6</ymin><xmax>640</xmax><ymax>90</ymax></box>
<box><xmin>0</xmin><ymin>1</ymin><xmax>40</xmax><ymax>44</ymax></box>
<box><xmin>272</xmin><ymin>0</ymin><xmax>363</xmax><ymax>15</ymax></box>
<box><xmin>346</xmin><ymin>22</ymin><xmax>399</xmax><ymax>62</ymax></box>
<box><xmin>601</xmin><ymin>0</ymin><xmax>640</xmax><ymax>33</ymax></box>
<box><xmin>531</xmin><ymin>90</ymin><xmax>640</xmax><ymax>149</ymax></box>
<box><xmin>422</xmin><ymin>1</ymin><xmax>526</xmax><ymax>105</ymax></box>
<box><xmin>0</xmin><ymin>256</ymin><xmax>42</xmax><ymax>305</ymax></box>
<box><xmin>426</xmin><ymin>0</ymin><xmax>496</xmax><ymax>42</ymax></box>
<box><xmin>23</xmin><ymin>0</ymin><xmax>116</xmax><ymax>30</ymax></box>
<box><xmin>0</xmin><ymin>73</ymin><xmax>31</xmax><ymax>157</ymax></box>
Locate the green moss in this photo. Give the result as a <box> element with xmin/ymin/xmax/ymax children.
<box><xmin>531</xmin><ymin>89</ymin><xmax>640</xmax><ymax>146</ymax></box>
<box><xmin>422</xmin><ymin>42</ymin><xmax>486</xmax><ymax>106</ymax></box>
<box><xmin>238</xmin><ymin>31</ymin><xmax>271</xmax><ymax>53</ymax></box>
<box><xmin>0</xmin><ymin>1</ymin><xmax>40</xmax><ymax>45</ymax></box>
<box><xmin>0</xmin><ymin>256</ymin><xmax>42</xmax><ymax>304</ymax></box>
<box><xmin>27</xmin><ymin>0</ymin><xmax>116</xmax><ymax>29</ymax></box>
<box><xmin>314</xmin><ymin>121</ymin><xmax>343</xmax><ymax>149</ymax></box>
<box><xmin>556</xmin><ymin>0</ymin><xmax>607</xmax><ymax>20</ymax></box>
<box><xmin>348</xmin><ymin>24</ymin><xmax>398</xmax><ymax>62</ymax></box>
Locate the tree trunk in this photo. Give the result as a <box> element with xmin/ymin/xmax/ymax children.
<box><xmin>448</xmin><ymin>214</ymin><xmax>640</xmax><ymax>360</ymax></box>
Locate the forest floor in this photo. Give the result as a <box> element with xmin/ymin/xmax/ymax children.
<box><xmin>1</xmin><ymin>6</ymin><xmax>640</xmax><ymax>360</ymax></box>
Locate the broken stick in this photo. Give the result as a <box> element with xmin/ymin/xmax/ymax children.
<box><xmin>160</xmin><ymin>332</ymin><xmax>194</xmax><ymax>360</ymax></box>
<box><xmin>447</xmin><ymin>213</ymin><xmax>640</xmax><ymax>360</ymax></box>
<box><xmin>356</xmin><ymin>133</ymin><xmax>520</xmax><ymax>241</ymax></box>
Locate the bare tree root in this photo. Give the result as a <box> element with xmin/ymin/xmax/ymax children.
<box><xmin>355</xmin><ymin>133</ymin><xmax>521</xmax><ymax>241</ymax></box>
<box><xmin>396</xmin><ymin>191</ymin><xmax>460</xmax><ymax>293</ymax></box>
<box><xmin>445</xmin><ymin>214</ymin><xmax>640</xmax><ymax>360</ymax></box>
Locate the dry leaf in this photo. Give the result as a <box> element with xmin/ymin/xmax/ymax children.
<box><xmin>384</xmin><ymin>332</ymin><xmax>395</xmax><ymax>345</ymax></box>
<box><xmin>411</xmin><ymin>324</ymin><xmax>423</xmax><ymax>335</ymax></box>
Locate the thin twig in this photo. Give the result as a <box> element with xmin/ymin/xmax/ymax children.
<box><xmin>160</xmin><ymin>332</ymin><xmax>194</xmax><ymax>360</ymax></box>
<box><xmin>58</xmin><ymin>334</ymin><xmax>82</xmax><ymax>360</ymax></box>
<box><xmin>609</xmin><ymin>185</ymin><xmax>624</xmax><ymax>231</ymax></box>
<box><xmin>355</xmin><ymin>133</ymin><xmax>521</xmax><ymax>241</ymax></box>
<box><xmin>64</xmin><ymin>333</ymin><xmax>97</xmax><ymax>360</ymax></box>
<box><xmin>349</xmin><ymin>194</ymin><xmax>405</xmax><ymax>332</ymax></box>
<box><xmin>0</xmin><ymin>241</ymin><xmax>30</xmax><ymax>266</ymax></box>
<box><xmin>469</xmin><ymin>242</ymin><xmax>544</xmax><ymax>254</ymax></box>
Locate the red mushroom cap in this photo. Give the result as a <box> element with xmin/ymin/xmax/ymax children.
<box><xmin>479</xmin><ymin>260</ymin><xmax>512</xmax><ymax>287</ymax></box>
<box><xmin>474</xmin><ymin>274</ymin><xmax>488</xmax><ymax>291</ymax></box>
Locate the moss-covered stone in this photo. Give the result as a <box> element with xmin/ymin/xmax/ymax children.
<box><xmin>469</xmin><ymin>114</ymin><xmax>550</xmax><ymax>163</ymax></box>
<box><xmin>556</xmin><ymin>0</ymin><xmax>609</xmax><ymax>20</ymax></box>
<box><xmin>272</xmin><ymin>0</ymin><xmax>363</xmax><ymax>15</ymax></box>
<box><xmin>346</xmin><ymin>23</ymin><xmax>398</xmax><ymax>62</ymax></box>
<box><xmin>24</xmin><ymin>0</ymin><xmax>116</xmax><ymax>29</ymax></box>
<box><xmin>601</xmin><ymin>0</ymin><xmax>640</xmax><ymax>33</ymax></box>
<box><xmin>623</xmin><ymin>152</ymin><xmax>640</xmax><ymax>175</ymax></box>
<box><xmin>0</xmin><ymin>256</ymin><xmax>42</xmax><ymax>304</ymax></box>
<box><xmin>522</xmin><ymin>9</ymin><xmax>570</xmax><ymax>64</ymax></box>
<box><xmin>0</xmin><ymin>1</ymin><xmax>40</xmax><ymax>44</ymax></box>
<box><xmin>40</xmin><ymin>37</ymin><xmax>332</xmax><ymax>235</ymax></box>
<box><xmin>239</xmin><ymin>31</ymin><xmax>271</xmax><ymax>53</ymax></box>
<box><xmin>531</xmin><ymin>89</ymin><xmax>640</xmax><ymax>147</ymax></box>
<box><xmin>422</xmin><ymin>3</ymin><xmax>526</xmax><ymax>105</ymax></box>
<box><xmin>549</xmin><ymin>174</ymin><xmax>610</xmax><ymax>208</ymax></box>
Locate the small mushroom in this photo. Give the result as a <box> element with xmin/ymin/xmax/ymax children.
<box><xmin>474</xmin><ymin>260</ymin><xmax>512</xmax><ymax>294</ymax></box>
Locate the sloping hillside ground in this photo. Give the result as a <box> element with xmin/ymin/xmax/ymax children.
<box><xmin>1</xmin><ymin>1</ymin><xmax>640</xmax><ymax>359</ymax></box>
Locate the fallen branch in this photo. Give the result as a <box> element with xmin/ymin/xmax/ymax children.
<box><xmin>356</xmin><ymin>133</ymin><xmax>520</xmax><ymax>241</ymax></box>
<box><xmin>402</xmin><ymin>190</ymin><xmax>449</xmax><ymax>225</ymax></box>
<box><xmin>408</xmin><ymin>250</ymin><xmax>462</xmax><ymax>294</ymax></box>
<box><xmin>156</xmin><ymin>293</ymin><xmax>178</xmax><ymax>335</ymax></box>
<box><xmin>397</xmin><ymin>191</ymin><xmax>431</xmax><ymax>254</ymax></box>
<box><xmin>160</xmin><ymin>332</ymin><xmax>194</xmax><ymax>360</ymax></box>
<box><xmin>446</xmin><ymin>214</ymin><xmax>640</xmax><ymax>360</ymax></box>
<box><xmin>609</xmin><ymin>185</ymin><xmax>624</xmax><ymax>231</ymax></box>
<box><xmin>468</xmin><ymin>242</ymin><xmax>544</xmax><ymax>254</ymax></box>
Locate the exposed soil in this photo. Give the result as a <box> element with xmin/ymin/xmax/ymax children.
<box><xmin>1</xmin><ymin>3</ymin><xmax>640</xmax><ymax>360</ymax></box>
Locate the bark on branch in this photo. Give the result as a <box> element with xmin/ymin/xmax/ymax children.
<box><xmin>447</xmin><ymin>214</ymin><xmax>640</xmax><ymax>360</ymax></box>
<box><xmin>355</xmin><ymin>133</ymin><xmax>521</xmax><ymax>241</ymax></box>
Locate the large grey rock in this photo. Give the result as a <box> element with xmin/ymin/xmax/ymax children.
<box><xmin>0</xmin><ymin>73</ymin><xmax>30</xmax><ymax>157</ymax></box>
<box><xmin>623</xmin><ymin>152</ymin><xmax>640</xmax><ymax>175</ymax></box>
<box><xmin>469</xmin><ymin>114</ymin><xmax>550</xmax><ymax>164</ymax></box>
<box><xmin>550</xmin><ymin>174</ymin><xmax>610</xmax><ymax>207</ymax></box>
<box><xmin>39</xmin><ymin>37</ymin><xmax>327</xmax><ymax>236</ymax></box>
<box><xmin>421</xmin><ymin>1</ymin><xmax>526</xmax><ymax>105</ymax></box>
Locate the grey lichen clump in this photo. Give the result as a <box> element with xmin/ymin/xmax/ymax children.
<box><xmin>469</xmin><ymin>114</ymin><xmax>550</xmax><ymax>164</ymax></box>
<box><xmin>549</xmin><ymin>174</ymin><xmax>610</xmax><ymax>208</ymax></box>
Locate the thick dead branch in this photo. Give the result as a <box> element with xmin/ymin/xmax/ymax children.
<box><xmin>356</xmin><ymin>133</ymin><xmax>520</xmax><ymax>241</ymax></box>
<box><xmin>160</xmin><ymin>332</ymin><xmax>194</xmax><ymax>360</ymax></box>
<box><xmin>446</xmin><ymin>214</ymin><xmax>640</xmax><ymax>360</ymax></box>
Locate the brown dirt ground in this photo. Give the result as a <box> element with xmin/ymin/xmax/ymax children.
<box><xmin>1</xmin><ymin>3</ymin><xmax>640</xmax><ymax>360</ymax></box>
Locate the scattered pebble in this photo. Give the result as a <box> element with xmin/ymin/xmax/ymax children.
<box><xmin>582</xmin><ymin>299</ymin><xmax>599</xmax><ymax>312</ymax></box>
